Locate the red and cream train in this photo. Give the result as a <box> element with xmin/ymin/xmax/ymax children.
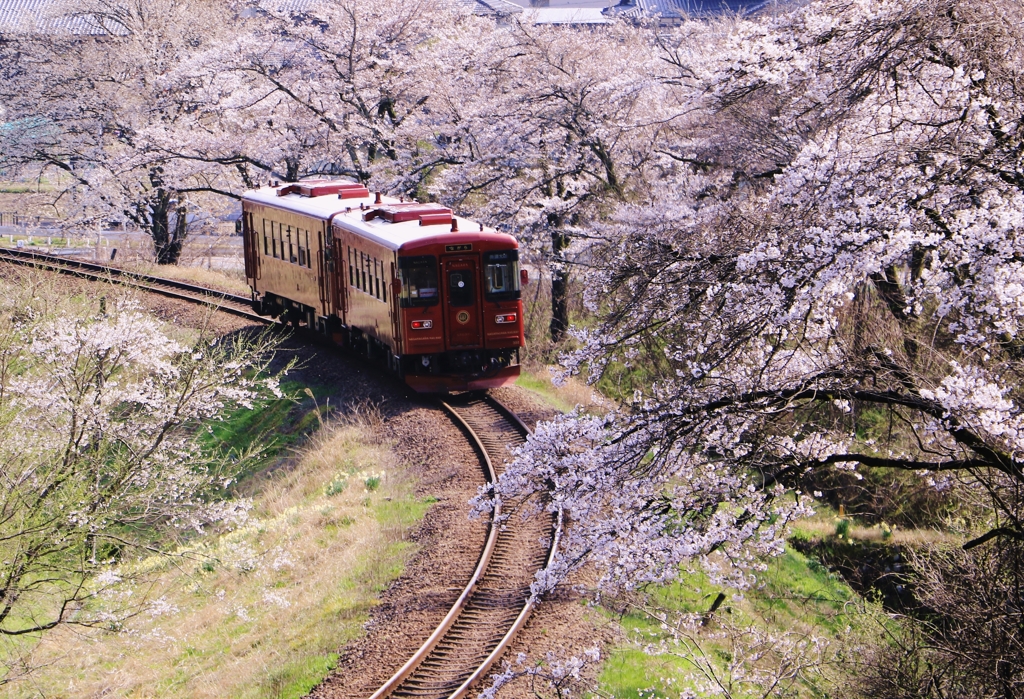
<box><xmin>241</xmin><ymin>179</ymin><xmax>525</xmax><ymax>393</ymax></box>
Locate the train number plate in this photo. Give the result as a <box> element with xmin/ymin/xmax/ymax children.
<box><xmin>445</xmin><ymin>244</ymin><xmax>472</xmax><ymax>252</ymax></box>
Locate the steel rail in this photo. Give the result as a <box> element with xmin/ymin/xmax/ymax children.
<box><xmin>366</xmin><ymin>401</ymin><xmax>504</xmax><ymax>699</ymax></box>
<box><xmin>448</xmin><ymin>395</ymin><xmax>560</xmax><ymax>699</ymax></box>
<box><xmin>369</xmin><ymin>395</ymin><xmax>558</xmax><ymax>699</ymax></box>
<box><xmin>0</xmin><ymin>247</ymin><xmax>268</xmax><ymax>323</ymax></box>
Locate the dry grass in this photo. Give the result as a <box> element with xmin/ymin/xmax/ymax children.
<box><xmin>123</xmin><ymin>262</ymin><xmax>252</xmax><ymax>296</ymax></box>
<box><xmin>516</xmin><ymin>364</ymin><xmax>613</xmax><ymax>414</ymax></box>
<box><xmin>791</xmin><ymin>515</ymin><xmax>956</xmax><ymax>547</ymax></box>
<box><xmin>6</xmin><ymin>412</ymin><xmax>429</xmax><ymax>699</ymax></box>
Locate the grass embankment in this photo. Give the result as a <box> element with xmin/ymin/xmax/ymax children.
<box><xmin>515</xmin><ymin>364</ymin><xmax>611</xmax><ymax>414</ymax></box>
<box><xmin>7</xmin><ymin>404</ymin><xmax>430</xmax><ymax>699</ymax></box>
<box><xmin>599</xmin><ymin>550</ymin><xmax>862</xmax><ymax>699</ymax></box>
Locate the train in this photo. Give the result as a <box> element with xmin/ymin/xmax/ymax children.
<box><xmin>240</xmin><ymin>179</ymin><xmax>526</xmax><ymax>393</ymax></box>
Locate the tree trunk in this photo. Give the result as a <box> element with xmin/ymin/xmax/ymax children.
<box><xmin>549</xmin><ymin>213</ymin><xmax>570</xmax><ymax>342</ymax></box>
<box><xmin>143</xmin><ymin>168</ymin><xmax>188</xmax><ymax>265</ymax></box>
<box><xmin>148</xmin><ymin>188</ymin><xmax>187</xmax><ymax>265</ymax></box>
<box><xmin>284</xmin><ymin>157</ymin><xmax>301</xmax><ymax>182</ymax></box>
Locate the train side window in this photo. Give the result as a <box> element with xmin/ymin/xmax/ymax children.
<box><xmin>348</xmin><ymin>247</ymin><xmax>354</xmax><ymax>287</ymax></box>
<box><xmin>397</xmin><ymin>255</ymin><xmax>438</xmax><ymax>307</ymax></box>
<box><xmin>297</xmin><ymin>229</ymin><xmax>306</xmax><ymax>267</ymax></box>
<box><xmin>483</xmin><ymin>250</ymin><xmax>522</xmax><ymax>302</ymax></box>
<box><xmin>375</xmin><ymin>259</ymin><xmax>381</xmax><ymax>300</ymax></box>
<box><xmin>288</xmin><ymin>227</ymin><xmax>296</xmax><ymax>264</ymax></box>
<box><xmin>381</xmin><ymin>262</ymin><xmax>387</xmax><ymax>303</ymax></box>
<box><xmin>361</xmin><ymin>253</ymin><xmax>367</xmax><ymax>292</ymax></box>
<box><xmin>305</xmin><ymin>230</ymin><xmax>312</xmax><ymax>268</ymax></box>
<box><xmin>271</xmin><ymin>222</ymin><xmax>279</xmax><ymax>259</ymax></box>
<box><xmin>262</xmin><ymin>219</ymin><xmax>270</xmax><ymax>255</ymax></box>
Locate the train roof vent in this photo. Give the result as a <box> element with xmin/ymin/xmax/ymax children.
<box><xmin>362</xmin><ymin>203</ymin><xmax>452</xmax><ymax>224</ymax></box>
<box><xmin>419</xmin><ymin>212</ymin><xmax>453</xmax><ymax>226</ymax></box>
<box><xmin>276</xmin><ymin>180</ymin><xmax>371</xmax><ymax>199</ymax></box>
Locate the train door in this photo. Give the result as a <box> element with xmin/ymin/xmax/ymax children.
<box><xmin>317</xmin><ymin>227</ymin><xmax>331</xmax><ymax>318</ymax></box>
<box><xmin>242</xmin><ymin>210</ymin><xmax>260</xmax><ymax>282</ymax></box>
<box><xmin>442</xmin><ymin>256</ymin><xmax>483</xmax><ymax>348</ymax></box>
<box><xmin>331</xmin><ymin>232</ymin><xmax>348</xmax><ymax>324</ymax></box>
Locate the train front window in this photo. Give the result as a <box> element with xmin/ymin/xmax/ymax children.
<box><xmin>448</xmin><ymin>270</ymin><xmax>474</xmax><ymax>307</ymax></box>
<box><xmin>483</xmin><ymin>250</ymin><xmax>521</xmax><ymax>302</ymax></box>
<box><xmin>398</xmin><ymin>255</ymin><xmax>438</xmax><ymax>307</ymax></box>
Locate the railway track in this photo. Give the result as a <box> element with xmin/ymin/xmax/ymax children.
<box><xmin>0</xmin><ymin>246</ymin><xmax>558</xmax><ymax>698</ymax></box>
<box><xmin>369</xmin><ymin>395</ymin><xmax>557</xmax><ymax>699</ymax></box>
<box><xmin>0</xmin><ymin>247</ymin><xmax>268</xmax><ymax>323</ymax></box>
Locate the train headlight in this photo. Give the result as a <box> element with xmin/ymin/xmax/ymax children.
<box><xmin>411</xmin><ymin>319</ymin><xmax>433</xmax><ymax>329</ymax></box>
<box><xmin>495</xmin><ymin>313</ymin><xmax>517</xmax><ymax>324</ymax></box>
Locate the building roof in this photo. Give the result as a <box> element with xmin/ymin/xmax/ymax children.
<box><xmin>243</xmin><ymin>182</ymin><xmax>514</xmax><ymax>253</ymax></box>
<box><xmin>253</xmin><ymin>0</ymin><xmax>522</xmax><ymax>19</ymax></box>
<box><xmin>602</xmin><ymin>0</ymin><xmax>768</xmax><ymax>20</ymax></box>
<box><xmin>0</xmin><ymin>0</ymin><xmax>122</xmax><ymax>34</ymax></box>
<box><xmin>523</xmin><ymin>7</ymin><xmax>609</xmax><ymax>23</ymax></box>
<box><xmin>2</xmin><ymin>0</ymin><xmax>521</xmax><ymax>37</ymax></box>
<box><xmin>451</xmin><ymin>0</ymin><xmax>524</xmax><ymax>17</ymax></box>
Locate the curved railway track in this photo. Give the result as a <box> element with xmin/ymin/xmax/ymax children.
<box><xmin>0</xmin><ymin>246</ymin><xmax>558</xmax><ymax>699</ymax></box>
<box><xmin>368</xmin><ymin>395</ymin><xmax>556</xmax><ymax>699</ymax></box>
<box><xmin>0</xmin><ymin>247</ymin><xmax>268</xmax><ymax>323</ymax></box>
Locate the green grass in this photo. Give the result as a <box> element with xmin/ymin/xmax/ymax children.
<box><xmin>515</xmin><ymin>368</ymin><xmax>576</xmax><ymax>413</ymax></box>
<box><xmin>515</xmin><ymin>365</ymin><xmax>609</xmax><ymax>415</ymax></box>
<box><xmin>0</xmin><ymin>235</ymin><xmax>69</xmax><ymax>246</ymax></box>
<box><xmin>203</xmin><ymin>380</ymin><xmax>334</xmax><ymax>480</ymax></box>
<box><xmin>259</xmin><ymin>653</ymin><xmax>339</xmax><ymax>699</ymax></box>
<box><xmin>375</xmin><ymin>495</ymin><xmax>432</xmax><ymax>543</ymax></box>
<box><xmin>600</xmin><ymin>548</ymin><xmax>859</xmax><ymax>699</ymax></box>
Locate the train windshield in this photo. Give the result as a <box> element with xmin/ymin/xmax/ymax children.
<box><xmin>483</xmin><ymin>250</ymin><xmax>521</xmax><ymax>302</ymax></box>
<box><xmin>398</xmin><ymin>255</ymin><xmax>439</xmax><ymax>307</ymax></box>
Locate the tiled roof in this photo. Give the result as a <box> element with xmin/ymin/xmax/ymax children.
<box><xmin>253</xmin><ymin>0</ymin><xmax>521</xmax><ymax>19</ymax></box>
<box><xmin>4</xmin><ymin>0</ymin><xmax>522</xmax><ymax>37</ymax></box>
<box><xmin>0</xmin><ymin>0</ymin><xmax>118</xmax><ymax>34</ymax></box>
<box><xmin>524</xmin><ymin>7</ymin><xmax>608</xmax><ymax>24</ymax></box>
<box><xmin>603</xmin><ymin>0</ymin><xmax>769</xmax><ymax>20</ymax></box>
<box><xmin>452</xmin><ymin>0</ymin><xmax>524</xmax><ymax>16</ymax></box>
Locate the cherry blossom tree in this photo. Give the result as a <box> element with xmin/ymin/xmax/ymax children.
<box><xmin>0</xmin><ymin>0</ymin><xmax>251</xmax><ymax>264</ymax></box>
<box><xmin>479</xmin><ymin>1</ymin><xmax>1024</xmax><ymax>674</ymax></box>
<box><xmin>0</xmin><ymin>284</ymin><xmax>281</xmax><ymax>681</ymax></box>
<box><xmin>419</xmin><ymin>19</ymin><xmax>676</xmax><ymax>342</ymax></box>
<box><xmin>205</xmin><ymin>0</ymin><xmax>482</xmax><ymax>185</ymax></box>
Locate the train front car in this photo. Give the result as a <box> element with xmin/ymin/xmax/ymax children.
<box><xmin>395</xmin><ymin>227</ymin><xmax>525</xmax><ymax>393</ymax></box>
<box><xmin>333</xmin><ymin>200</ymin><xmax>525</xmax><ymax>393</ymax></box>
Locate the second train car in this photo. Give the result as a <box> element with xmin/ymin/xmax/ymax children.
<box><xmin>240</xmin><ymin>179</ymin><xmax>526</xmax><ymax>393</ymax></box>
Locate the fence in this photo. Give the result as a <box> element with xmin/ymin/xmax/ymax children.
<box><xmin>0</xmin><ymin>212</ymin><xmax>61</xmax><ymax>228</ymax></box>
